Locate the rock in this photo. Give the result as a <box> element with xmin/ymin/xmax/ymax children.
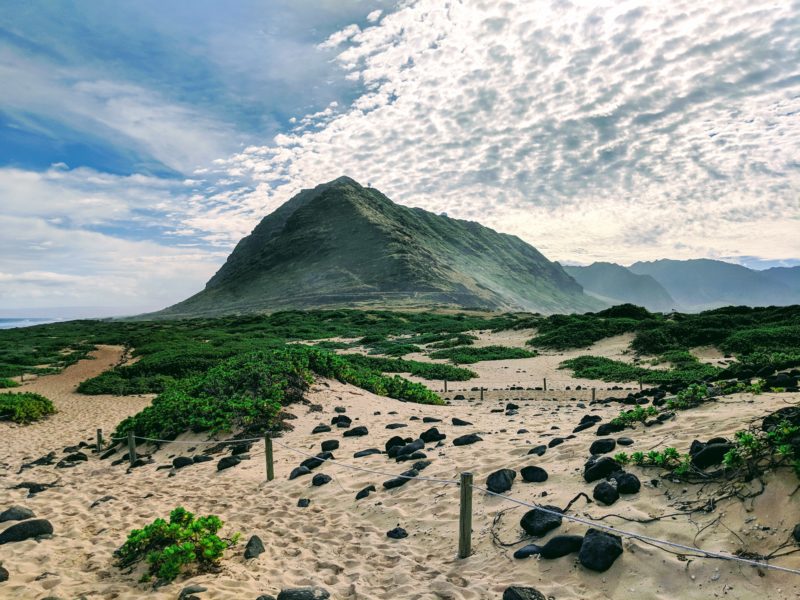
<box><xmin>0</xmin><ymin>519</ymin><xmax>53</xmax><ymax>544</ymax></box>
<box><xmin>512</xmin><ymin>544</ymin><xmax>542</xmax><ymax>559</ymax></box>
<box><xmin>413</xmin><ymin>460</ymin><xmax>432</xmax><ymax>471</ymax></box>
<box><xmin>502</xmin><ymin>586</ymin><xmax>547</xmax><ymax>600</ymax></box>
<box><xmin>193</xmin><ymin>455</ymin><xmax>213</xmax><ymax>463</ymax></box>
<box><xmin>387</xmin><ymin>527</ymin><xmax>408</xmax><ymax>539</ymax></box>
<box><xmin>0</xmin><ymin>565</ymin><xmax>7</xmax><ymax>582</ymax></box>
<box><xmin>55</xmin><ymin>452</ymin><xmax>88</xmax><ymax>468</ymax></box>
<box><xmin>596</xmin><ymin>422</ymin><xmax>625</xmax><ymax>436</ymax></box>
<box><xmin>244</xmin><ymin>535</ymin><xmax>265</xmax><ymax>559</ymax></box>
<box><xmin>593</xmin><ymin>481</ymin><xmax>619</xmax><ymax>505</ymax></box>
<box><xmin>385</xmin><ymin>435</ymin><xmax>407</xmax><ymax>453</ymax></box>
<box><xmin>355</xmin><ymin>485</ymin><xmax>376</xmax><ymax>500</ymax></box>
<box><xmin>617</xmin><ymin>437</ymin><xmax>634</xmax><ymax>446</ymax></box>
<box><xmin>572</xmin><ymin>421</ymin><xmax>596</xmax><ymax>433</ymax></box>
<box><xmin>331</xmin><ymin>414</ymin><xmax>351</xmax><ymax>428</ymax></box>
<box><xmin>334</xmin><ymin>406</ymin><xmax>347</xmax><ymax>413</ymax></box>
<box><xmin>539</xmin><ymin>534</ymin><xmax>584</xmax><ymax>559</ymax></box>
<box><xmin>172</xmin><ymin>456</ymin><xmax>194</xmax><ymax>469</ymax></box>
<box><xmin>583</xmin><ymin>457</ymin><xmax>620</xmax><ymax>482</ymax></box>
<box><xmin>614</xmin><ymin>472</ymin><xmax>641</xmax><ymax>494</ymax></box>
<box><xmin>420</xmin><ymin>427</ymin><xmax>446</xmax><ymax>443</ymax></box>
<box><xmin>99</xmin><ymin>447</ymin><xmax>117</xmax><ymax>460</ymax></box>
<box><xmin>312</xmin><ymin>473</ymin><xmax>332</xmax><ymax>486</ymax></box>
<box><xmin>520</xmin><ymin>466</ymin><xmax>548</xmax><ymax>483</ymax></box>
<box><xmin>506</xmin><ymin>402</ymin><xmax>519</xmax><ymax>411</ymax></box>
<box><xmin>793</xmin><ymin>523</ymin><xmax>800</xmax><ymax>544</ymax></box>
<box><xmin>486</xmin><ymin>469</ymin><xmax>516</xmax><ymax>494</ymax></box>
<box><xmin>763</xmin><ymin>406</ymin><xmax>800</xmax><ymax>432</ymax></box>
<box><xmin>288</xmin><ymin>466</ymin><xmax>311</xmax><ymax>480</ymax></box>
<box><xmin>0</xmin><ymin>506</ymin><xmax>35</xmax><ymax>522</ymax></box>
<box><xmin>520</xmin><ymin>506</ymin><xmax>562</xmax><ymax>537</ymax></box>
<box><xmin>230</xmin><ymin>442</ymin><xmax>253</xmax><ymax>455</ymax></box>
<box><xmin>452</xmin><ymin>417</ymin><xmax>472</xmax><ymax>426</ymax></box>
<box><xmin>301</xmin><ymin>452</ymin><xmax>334</xmax><ymax>470</ymax></box>
<box><xmin>297</xmin><ymin>498</ymin><xmax>311</xmax><ymax>508</ymax></box>
<box><xmin>395</xmin><ymin>439</ymin><xmax>424</xmax><ymax>458</ymax></box>
<box><xmin>396</xmin><ymin>451</ymin><xmax>426</xmax><ymax>462</ymax></box>
<box><xmin>691</xmin><ymin>443</ymin><xmax>733</xmax><ymax>469</ymax></box>
<box><xmin>527</xmin><ymin>445</ymin><xmax>547</xmax><ymax>456</ymax></box>
<box><xmin>579</xmin><ymin>528</ymin><xmax>623</xmax><ymax>572</ymax></box>
<box><xmin>383</xmin><ymin>469</ymin><xmax>418</xmax><ymax>489</ymax></box>
<box><xmin>257</xmin><ymin>596</ymin><xmax>276</xmax><ymax>600</ymax></box>
<box><xmin>90</xmin><ymin>495</ymin><xmax>116</xmax><ymax>509</ymax></box>
<box><xmin>423</xmin><ymin>416</ymin><xmax>442</xmax><ymax>423</ymax></box>
<box><xmin>311</xmin><ymin>424</ymin><xmax>331</xmax><ymax>434</ymax></box>
<box><xmin>453</xmin><ymin>434</ymin><xmax>482</xmax><ymax>446</ymax></box>
<box><xmin>320</xmin><ymin>440</ymin><xmax>339</xmax><ymax>452</ymax></box>
<box><xmin>217</xmin><ymin>456</ymin><xmax>241</xmax><ymax>471</ymax></box>
<box><xmin>343</xmin><ymin>426</ymin><xmax>368</xmax><ymax>437</ymax></box>
<box><xmin>385</xmin><ymin>423</ymin><xmax>407</xmax><ymax>429</ymax></box>
<box><xmin>353</xmin><ymin>448</ymin><xmax>382</xmax><ymax>458</ymax></box>
<box><xmin>276</xmin><ymin>587</ymin><xmax>330</xmax><ymax>600</ymax></box>
<box><xmin>548</xmin><ymin>437</ymin><xmax>564</xmax><ymax>448</ymax></box>
<box><xmin>589</xmin><ymin>438</ymin><xmax>616</xmax><ymax>455</ymax></box>
<box><xmin>179</xmin><ymin>584</ymin><xmax>208</xmax><ymax>599</ymax></box>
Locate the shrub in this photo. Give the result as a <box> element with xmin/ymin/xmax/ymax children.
<box><xmin>115</xmin><ymin>507</ymin><xmax>239</xmax><ymax>583</ymax></box>
<box><xmin>0</xmin><ymin>377</ymin><xmax>20</xmax><ymax>388</ymax></box>
<box><xmin>427</xmin><ymin>345</ymin><xmax>537</xmax><ymax>364</ymax></box>
<box><xmin>0</xmin><ymin>392</ymin><xmax>56</xmax><ymax>423</ymax></box>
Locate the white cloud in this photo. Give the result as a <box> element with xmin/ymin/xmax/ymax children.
<box><xmin>195</xmin><ymin>0</ymin><xmax>800</xmax><ymax>264</ymax></box>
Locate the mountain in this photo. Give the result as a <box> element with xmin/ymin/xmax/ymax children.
<box><xmin>629</xmin><ymin>259</ymin><xmax>800</xmax><ymax>310</ymax></box>
<box><xmin>157</xmin><ymin>176</ymin><xmax>603</xmax><ymax>317</ymax></box>
<box><xmin>563</xmin><ymin>262</ymin><xmax>677</xmax><ymax>312</ymax></box>
<box><xmin>761</xmin><ymin>266</ymin><xmax>800</xmax><ymax>293</ymax></box>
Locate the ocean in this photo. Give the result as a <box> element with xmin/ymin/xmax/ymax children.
<box><xmin>0</xmin><ymin>318</ymin><xmax>60</xmax><ymax>330</ymax></box>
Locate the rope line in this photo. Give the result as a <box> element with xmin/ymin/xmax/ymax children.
<box><xmin>109</xmin><ymin>435</ymin><xmax>266</xmax><ymax>445</ymax></box>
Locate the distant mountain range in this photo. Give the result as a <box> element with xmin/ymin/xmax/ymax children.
<box><xmin>157</xmin><ymin>177</ymin><xmax>603</xmax><ymax>317</ymax></box>
<box><xmin>567</xmin><ymin>259</ymin><xmax>800</xmax><ymax>312</ymax></box>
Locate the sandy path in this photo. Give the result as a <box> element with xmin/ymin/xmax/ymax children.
<box><xmin>2</xmin><ymin>354</ymin><xmax>800</xmax><ymax>599</ymax></box>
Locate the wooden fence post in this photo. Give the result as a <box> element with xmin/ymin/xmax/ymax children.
<box><xmin>543</xmin><ymin>378</ymin><xmax>547</xmax><ymax>391</ymax></box>
<box><xmin>479</xmin><ymin>387</ymin><xmax>484</xmax><ymax>401</ymax></box>
<box><xmin>458</xmin><ymin>472</ymin><xmax>473</xmax><ymax>559</ymax></box>
<box><xmin>444</xmin><ymin>380</ymin><xmax>448</xmax><ymax>393</ymax></box>
<box><xmin>96</xmin><ymin>428</ymin><xmax>103</xmax><ymax>453</ymax></box>
<box><xmin>639</xmin><ymin>379</ymin><xmax>643</xmax><ymax>391</ymax></box>
<box><xmin>591</xmin><ymin>388</ymin><xmax>596</xmax><ymax>402</ymax></box>
<box><xmin>265</xmin><ymin>433</ymin><xmax>275</xmax><ymax>482</ymax></box>
<box><xmin>127</xmin><ymin>430</ymin><xmax>137</xmax><ymax>466</ymax></box>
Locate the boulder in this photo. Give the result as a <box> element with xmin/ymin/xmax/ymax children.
<box><xmin>331</xmin><ymin>414</ymin><xmax>351</xmax><ymax>428</ymax></box>
<box><xmin>343</xmin><ymin>426</ymin><xmax>368</xmax><ymax>437</ymax></box>
<box><xmin>320</xmin><ymin>440</ymin><xmax>339</xmax><ymax>452</ymax></box>
<box><xmin>578</xmin><ymin>528</ymin><xmax>623</xmax><ymax>572</ymax></box>
<box><xmin>592</xmin><ymin>481</ymin><xmax>619</xmax><ymax>506</ymax></box>
<box><xmin>172</xmin><ymin>456</ymin><xmax>194</xmax><ymax>469</ymax></box>
<box><xmin>691</xmin><ymin>443</ymin><xmax>733</xmax><ymax>469</ymax></box>
<box><xmin>385</xmin><ymin>435</ymin><xmax>406</xmax><ymax>453</ymax></box>
<box><xmin>452</xmin><ymin>417</ymin><xmax>472</xmax><ymax>426</ymax></box>
<box><xmin>539</xmin><ymin>535</ymin><xmax>584</xmax><ymax>559</ymax></box>
<box><xmin>527</xmin><ymin>445</ymin><xmax>547</xmax><ymax>457</ymax></box>
<box><xmin>353</xmin><ymin>448</ymin><xmax>382</xmax><ymax>458</ymax></box>
<box><xmin>217</xmin><ymin>456</ymin><xmax>241</xmax><ymax>471</ymax></box>
<box><xmin>0</xmin><ymin>506</ymin><xmax>35</xmax><ymax>523</ymax></box>
<box><xmin>420</xmin><ymin>427</ymin><xmax>446</xmax><ymax>443</ymax></box>
<box><xmin>179</xmin><ymin>584</ymin><xmax>208</xmax><ymax>599</ymax></box>
<box><xmin>520</xmin><ymin>466</ymin><xmax>548</xmax><ymax>483</ymax></box>
<box><xmin>0</xmin><ymin>519</ymin><xmax>53</xmax><ymax>544</ymax></box>
<box><xmin>0</xmin><ymin>565</ymin><xmax>7</xmax><ymax>582</ymax></box>
<box><xmin>385</xmin><ymin>423</ymin><xmax>407</xmax><ymax>429</ymax></box>
<box><xmin>300</xmin><ymin>452</ymin><xmax>333</xmax><ymax>470</ymax></box>
<box><xmin>244</xmin><ymin>535</ymin><xmax>265</xmax><ymax>559</ymax></box>
<box><xmin>617</xmin><ymin>437</ymin><xmax>634</xmax><ymax>446</ymax></box>
<box><xmin>614</xmin><ymin>472</ymin><xmax>641</xmax><ymax>494</ymax></box>
<box><xmin>383</xmin><ymin>469</ymin><xmax>418</xmax><ymax>489</ymax></box>
<box><xmin>193</xmin><ymin>455</ymin><xmax>213</xmax><ymax>463</ymax></box>
<box><xmin>548</xmin><ymin>437</ymin><xmax>564</xmax><ymax>448</ymax></box>
<box><xmin>297</xmin><ymin>498</ymin><xmax>311</xmax><ymax>508</ymax></box>
<box><xmin>486</xmin><ymin>469</ymin><xmax>516</xmax><ymax>494</ymax></box>
<box><xmin>520</xmin><ymin>506</ymin><xmax>562</xmax><ymax>537</ymax></box>
<box><xmin>596</xmin><ymin>422</ymin><xmax>625</xmax><ymax>436</ymax></box>
<box><xmin>288</xmin><ymin>466</ymin><xmax>311</xmax><ymax>480</ymax></box>
<box><xmin>355</xmin><ymin>485</ymin><xmax>376</xmax><ymax>500</ymax></box>
<box><xmin>311</xmin><ymin>424</ymin><xmax>331</xmax><ymax>434</ymax></box>
<box><xmin>583</xmin><ymin>457</ymin><xmax>620</xmax><ymax>482</ymax></box>
<box><xmin>502</xmin><ymin>587</ymin><xmax>546</xmax><ymax>600</ymax></box>
<box><xmin>277</xmin><ymin>588</ymin><xmax>330</xmax><ymax>600</ymax></box>
<box><xmin>387</xmin><ymin>527</ymin><xmax>408</xmax><ymax>539</ymax></box>
<box><xmin>512</xmin><ymin>544</ymin><xmax>541</xmax><ymax>559</ymax></box>
<box><xmin>589</xmin><ymin>439</ymin><xmax>616</xmax><ymax>455</ymax></box>
<box><xmin>423</xmin><ymin>416</ymin><xmax>442</xmax><ymax>423</ymax></box>
<box><xmin>453</xmin><ymin>434</ymin><xmax>482</xmax><ymax>446</ymax></box>
<box><xmin>311</xmin><ymin>473</ymin><xmax>332</xmax><ymax>486</ymax></box>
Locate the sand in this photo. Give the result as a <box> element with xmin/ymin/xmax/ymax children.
<box><xmin>2</xmin><ymin>347</ymin><xmax>800</xmax><ymax>599</ymax></box>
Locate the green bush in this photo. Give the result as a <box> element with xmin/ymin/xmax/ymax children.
<box><xmin>427</xmin><ymin>345</ymin><xmax>537</xmax><ymax>364</ymax></box>
<box><xmin>339</xmin><ymin>354</ymin><xmax>476</xmax><ymax>381</ymax></box>
<box><xmin>559</xmin><ymin>354</ymin><xmax>719</xmax><ymax>387</ymax></box>
<box><xmin>0</xmin><ymin>392</ymin><xmax>56</xmax><ymax>423</ymax></box>
<box><xmin>115</xmin><ymin>507</ymin><xmax>239</xmax><ymax>583</ymax></box>
<box><xmin>0</xmin><ymin>377</ymin><xmax>20</xmax><ymax>388</ymax></box>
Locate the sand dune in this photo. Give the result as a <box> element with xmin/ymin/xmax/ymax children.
<box><xmin>2</xmin><ymin>348</ymin><xmax>800</xmax><ymax>599</ymax></box>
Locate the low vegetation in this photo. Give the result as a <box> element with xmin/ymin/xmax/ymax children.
<box><xmin>0</xmin><ymin>391</ymin><xmax>56</xmax><ymax>423</ymax></box>
<box><xmin>559</xmin><ymin>353</ymin><xmax>720</xmax><ymax>387</ymax></box>
<box><xmin>115</xmin><ymin>507</ymin><xmax>239</xmax><ymax>583</ymax></box>
<box><xmin>428</xmin><ymin>345</ymin><xmax>538</xmax><ymax>364</ymax></box>
<box><xmin>0</xmin><ymin>377</ymin><xmax>20</xmax><ymax>388</ymax></box>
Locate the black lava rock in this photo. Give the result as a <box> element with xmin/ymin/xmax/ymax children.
<box><xmin>301</xmin><ymin>452</ymin><xmax>334</xmax><ymax>470</ymax></box>
<box><xmin>589</xmin><ymin>438</ymin><xmax>616</xmax><ymax>455</ymax></box>
<box><xmin>579</xmin><ymin>528</ymin><xmax>623</xmax><ymax>572</ymax></box>
<box><xmin>583</xmin><ymin>457</ymin><xmax>620</xmax><ymax>482</ymax></box>
<box><xmin>486</xmin><ymin>469</ymin><xmax>516</xmax><ymax>493</ymax></box>
<box><xmin>288</xmin><ymin>466</ymin><xmax>311</xmax><ymax>480</ymax></box>
<box><xmin>539</xmin><ymin>535</ymin><xmax>584</xmax><ymax>559</ymax></box>
<box><xmin>520</xmin><ymin>506</ymin><xmax>562</xmax><ymax>537</ymax></box>
<box><xmin>453</xmin><ymin>433</ymin><xmax>482</xmax><ymax>446</ymax></box>
<box><xmin>172</xmin><ymin>456</ymin><xmax>194</xmax><ymax>469</ymax></box>
<box><xmin>387</xmin><ymin>527</ymin><xmax>408</xmax><ymax>539</ymax></box>
<box><xmin>452</xmin><ymin>417</ymin><xmax>472</xmax><ymax>426</ymax></box>
<box><xmin>385</xmin><ymin>423</ymin><xmax>408</xmax><ymax>429</ymax></box>
<box><xmin>548</xmin><ymin>437</ymin><xmax>564</xmax><ymax>448</ymax></box>
<box><xmin>593</xmin><ymin>481</ymin><xmax>619</xmax><ymax>506</ymax></box>
<box><xmin>520</xmin><ymin>466</ymin><xmax>548</xmax><ymax>483</ymax></box>
<box><xmin>691</xmin><ymin>443</ymin><xmax>733</xmax><ymax>469</ymax></box>
<box><xmin>383</xmin><ymin>468</ymin><xmax>418</xmax><ymax>489</ymax></box>
<box><xmin>512</xmin><ymin>544</ymin><xmax>542</xmax><ymax>559</ymax></box>
<box><xmin>0</xmin><ymin>565</ymin><xmax>7</xmax><ymax>582</ymax></box>
<box><xmin>297</xmin><ymin>498</ymin><xmax>311</xmax><ymax>507</ymax></box>
<box><xmin>277</xmin><ymin>588</ymin><xmax>330</xmax><ymax>600</ymax></box>
<box><xmin>343</xmin><ymin>426</ymin><xmax>368</xmax><ymax>437</ymax></box>
<box><xmin>312</xmin><ymin>473</ymin><xmax>332</xmax><ymax>486</ymax></box>
<box><xmin>0</xmin><ymin>519</ymin><xmax>53</xmax><ymax>544</ymax></box>
<box><xmin>244</xmin><ymin>535</ymin><xmax>265</xmax><ymax>559</ymax></box>
<box><xmin>355</xmin><ymin>485</ymin><xmax>376</xmax><ymax>500</ymax></box>
<box><xmin>617</xmin><ymin>437</ymin><xmax>634</xmax><ymax>446</ymax></box>
<box><xmin>527</xmin><ymin>445</ymin><xmax>547</xmax><ymax>456</ymax></box>
<box><xmin>502</xmin><ymin>587</ymin><xmax>546</xmax><ymax>600</ymax></box>
<box><xmin>193</xmin><ymin>454</ymin><xmax>213</xmax><ymax>463</ymax></box>
<box><xmin>423</xmin><ymin>416</ymin><xmax>442</xmax><ymax>423</ymax></box>
<box><xmin>311</xmin><ymin>424</ymin><xmax>331</xmax><ymax>434</ymax></box>
<box><xmin>793</xmin><ymin>523</ymin><xmax>800</xmax><ymax>543</ymax></box>
<box><xmin>353</xmin><ymin>448</ymin><xmax>382</xmax><ymax>458</ymax></box>
<box><xmin>217</xmin><ymin>456</ymin><xmax>241</xmax><ymax>471</ymax></box>
<box><xmin>321</xmin><ymin>440</ymin><xmax>339</xmax><ymax>452</ymax></box>
<box><xmin>596</xmin><ymin>422</ymin><xmax>625</xmax><ymax>436</ymax></box>
<box><xmin>332</xmin><ymin>414</ymin><xmax>352</xmax><ymax>428</ymax></box>
<box><xmin>420</xmin><ymin>427</ymin><xmax>446</xmax><ymax>443</ymax></box>
<box><xmin>0</xmin><ymin>506</ymin><xmax>35</xmax><ymax>522</ymax></box>
<box><xmin>385</xmin><ymin>435</ymin><xmax>406</xmax><ymax>453</ymax></box>
<box><xmin>614</xmin><ymin>472</ymin><xmax>641</xmax><ymax>494</ymax></box>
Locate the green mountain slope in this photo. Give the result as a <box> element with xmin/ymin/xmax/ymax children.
<box><xmin>563</xmin><ymin>262</ymin><xmax>677</xmax><ymax>312</ymax></box>
<box><xmin>157</xmin><ymin>177</ymin><xmax>603</xmax><ymax>317</ymax></box>
<box><xmin>629</xmin><ymin>259</ymin><xmax>800</xmax><ymax>310</ymax></box>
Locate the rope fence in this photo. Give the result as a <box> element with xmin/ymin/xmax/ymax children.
<box><xmin>93</xmin><ymin>427</ymin><xmax>800</xmax><ymax>576</ymax></box>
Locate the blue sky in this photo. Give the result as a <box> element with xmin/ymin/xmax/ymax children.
<box><xmin>1</xmin><ymin>0</ymin><xmax>798</xmax><ymax>312</ymax></box>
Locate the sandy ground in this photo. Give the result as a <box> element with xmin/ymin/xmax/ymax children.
<box><xmin>2</xmin><ymin>348</ymin><xmax>800</xmax><ymax>599</ymax></box>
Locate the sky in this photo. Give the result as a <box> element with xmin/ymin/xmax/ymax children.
<box><xmin>1</xmin><ymin>0</ymin><xmax>798</xmax><ymax>314</ymax></box>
